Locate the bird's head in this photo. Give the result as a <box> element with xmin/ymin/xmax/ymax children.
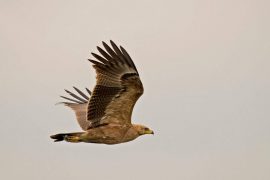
<box><xmin>133</xmin><ymin>124</ymin><xmax>154</xmax><ymax>136</ymax></box>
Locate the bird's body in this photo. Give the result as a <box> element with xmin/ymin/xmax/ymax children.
<box><xmin>50</xmin><ymin>40</ymin><xmax>153</xmax><ymax>145</ymax></box>
<box><xmin>52</xmin><ymin>124</ymin><xmax>146</xmax><ymax>144</ymax></box>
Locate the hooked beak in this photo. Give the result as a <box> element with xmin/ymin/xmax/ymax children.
<box><xmin>145</xmin><ymin>129</ymin><xmax>154</xmax><ymax>135</ymax></box>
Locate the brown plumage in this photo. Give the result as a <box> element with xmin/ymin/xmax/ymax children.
<box><xmin>50</xmin><ymin>40</ymin><xmax>153</xmax><ymax>145</ymax></box>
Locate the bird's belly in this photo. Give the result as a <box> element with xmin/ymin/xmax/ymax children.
<box><xmin>82</xmin><ymin>135</ymin><xmax>123</xmax><ymax>145</ymax></box>
<box><xmin>81</xmin><ymin>126</ymin><xmax>129</xmax><ymax>144</ymax></box>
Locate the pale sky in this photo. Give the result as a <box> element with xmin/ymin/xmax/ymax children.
<box><xmin>1</xmin><ymin>0</ymin><xmax>270</xmax><ymax>180</ymax></box>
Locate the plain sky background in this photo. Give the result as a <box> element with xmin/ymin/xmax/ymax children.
<box><xmin>1</xmin><ymin>0</ymin><xmax>269</xmax><ymax>179</ymax></box>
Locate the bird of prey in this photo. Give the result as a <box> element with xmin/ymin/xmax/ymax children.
<box><xmin>50</xmin><ymin>40</ymin><xmax>153</xmax><ymax>145</ymax></box>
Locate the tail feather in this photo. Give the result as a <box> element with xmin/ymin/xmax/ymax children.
<box><xmin>50</xmin><ymin>132</ymin><xmax>84</xmax><ymax>143</ymax></box>
<box><xmin>50</xmin><ymin>133</ymin><xmax>66</xmax><ymax>142</ymax></box>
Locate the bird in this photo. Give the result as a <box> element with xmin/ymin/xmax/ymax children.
<box><xmin>50</xmin><ymin>40</ymin><xmax>154</xmax><ymax>145</ymax></box>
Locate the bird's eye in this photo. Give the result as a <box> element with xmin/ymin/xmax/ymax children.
<box><xmin>144</xmin><ymin>127</ymin><xmax>149</xmax><ymax>131</ymax></box>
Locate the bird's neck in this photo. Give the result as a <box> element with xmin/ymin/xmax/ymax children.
<box><xmin>121</xmin><ymin>125</ymin><xmax>140</xmax><ymax>142</ymax></box>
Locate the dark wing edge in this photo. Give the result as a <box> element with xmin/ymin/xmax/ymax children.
<box><xmin>87</xmin><ymin>40</ymin><xmax>143</xmax><ymax>128</ymax></box>
<box><xmin>60</xmin><ymin>87</ymin><xmax>91</xmax><ymax>105</ymax></box>
<box><xmin>58</xmin><ymin>87</ymin><xmax>92</xmax><ymax>131</ymax></box>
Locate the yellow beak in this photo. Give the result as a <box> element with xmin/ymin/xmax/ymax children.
<box><xmin>145</xmin><ymin>129</ymin><xmax>154</xmax><ymax>135</ymax></box>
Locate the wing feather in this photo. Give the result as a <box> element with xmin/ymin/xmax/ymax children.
<box><xmin>73</xmin><ymin>86</ymin><xmax>89</xmax><ymax>100</ymax></box>
<box><xmin>120</xmin><ymin>46</ymin><xmax>139</xmax><ymax>74</ymax></box>
<box><xmin>102</xmin><ymin>41</ymin><xmax>118</xmax><ymax>59</ymax></box>
<box><xmin>86</xmin><ymin>88</ymin><xmax>92</xmax><ymax>95</ymax></box>
<box><xmin>59</xmin><ymin>87</ymin><xmax>91</xmax><ymax>130</ymax></box>
<box><xmin>60</xmin><ymin>96</ymin><xmax>83</xmax><ymax>104</ymax></box>
<box><xmin>110</xmin><ymin>40</ymin><xmax>127</xmax><ymax>64</ymax></box>
<box><xmin>87</xmin><ymin>41</ymin><xmax>143</xmax><ymax>128</ymax></box>
<box><xmin>64</xmin><ymin>89</ymin><xmax>88</xmax><ymax>103</ymax></box>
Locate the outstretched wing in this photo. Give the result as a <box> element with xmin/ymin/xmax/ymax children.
<box><xmin>87</xmin><ymin>40</ymin><xmax>143</xmax><ymax>128</ymax></box>
<box><xmin>60</xmin><ymin>87</ymin><xmax>92</xmax><ymax>130</ymax></box>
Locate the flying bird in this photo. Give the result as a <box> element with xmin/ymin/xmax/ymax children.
<box><xmin>50</xmin><ymin>40</ymin><xmax>153</xmax><ymax>145</ymax></box>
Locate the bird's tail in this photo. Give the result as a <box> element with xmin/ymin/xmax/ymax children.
<box><xmin>50</xmin><ymin>132</ymin><xmax>84</xmax><ymax>143</ymax></box>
